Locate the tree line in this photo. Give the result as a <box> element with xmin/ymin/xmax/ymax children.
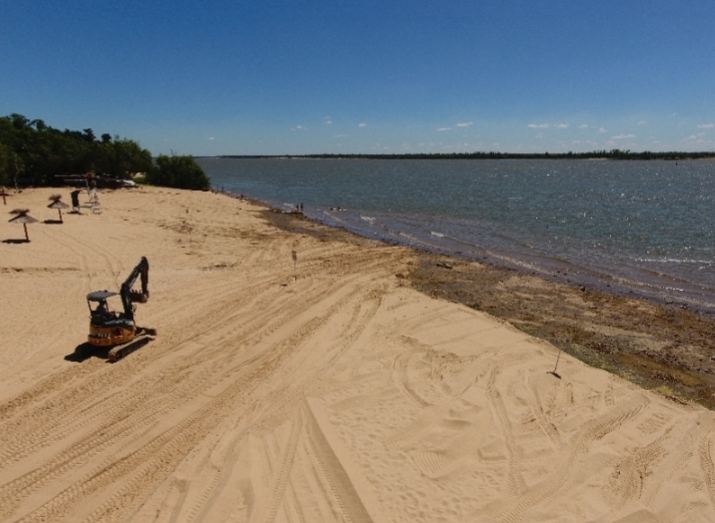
<box><xmin>0</xmin><ymin>114</ymin><xmax>210</xmax><ymax>190</ymax></box>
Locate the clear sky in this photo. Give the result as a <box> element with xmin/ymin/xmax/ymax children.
<box><xmin>2</xmin><ymin>0</ymin><xmax>714</xmax><ymax>156</ymax></box>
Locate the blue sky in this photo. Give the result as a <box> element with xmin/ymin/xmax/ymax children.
<box><xmin>2</xmin><ymin>0</ymin><xmax>714</xmax><ymax>155</ymax></box>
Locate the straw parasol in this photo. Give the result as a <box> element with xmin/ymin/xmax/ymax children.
<box><xmin>47</xmin><ymin>194</ymin><xmax>69</xmax><ymax>222</ymax></box>
<box><xmin>9</xmin><ymin>209</ymin><xmax>38</xmax><ymax>242</ymax></box>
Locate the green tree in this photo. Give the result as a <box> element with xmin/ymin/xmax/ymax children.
<box><xmin>10</xmin><ymin>113</ymin><xmax>29</xmax><ymax>130</ymax></box>
<box><xmin>100</xmin><ymin>138</ymin><xmax>154</xmax><ymax>178</ymax></box>
<box><xmin>0</xmin><ymin>141</ymin><xmax>24</xmax><ymax>187</ymax></box>
<box><xmin>149</xmin><ymin>154</ymin><xmax>210</xmax><ymax>190</ymax></box>
<box><xmin>0</xmin><ymin>142</ymin><xmax>9</xmax><ymax>185</ymax></box>
<box><xmin>83</xmin><ymin>128</ymin><xmax>96</xmax><ymax>143</ymax></box>
<box><xmin>0</xmin><ymin>113</ymin><xmax>162</xmax><ymax>185</ymax></box>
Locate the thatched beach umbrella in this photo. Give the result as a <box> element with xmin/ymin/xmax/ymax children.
<box><xmin>47</xmin><ymin>194</ymin><xmax>69</xmax><ymax>222</ymax></box>
<box><xmin>9</xmin><ymin>209</ymin><xmax>38</xmax><ymax>242</ymax></box>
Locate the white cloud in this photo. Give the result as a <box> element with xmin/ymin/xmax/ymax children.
<box><xmin>456</xmin><ymin>121</ymin><xmax>473</xmax><ymax>128</ymax></box>
<box><xmin>579</xmin><ymin>124</ymin><xmax>589</xmax><ymax>129</ymax></box>
<box><xmin>611</xmin><ymin>134</ymin><xmax>635</xmax><ymax>140</ymax></box>
<box><xmin>598</xmin><ymin>127</ymin><xmax>608</xmax><ymax>133</ymax></box>
<box><xmin>638</xmin><ymin>120</ymin><xmax>646</xmax><ymax>125</ymax></box>
<box><xmin>324</xmin><ymin>117</ymin><xmax>332</xmax><ymax>125</ymax></box>
<box><xmin>527</xmin><ymin>123</ymin><xmax>569</xmax><ymax>129</ymax></box>
<box><xmin>698</xmin><ymin>123</ymin><xmax>714</xmax><ymax>129</ymax></box>
<box><xmin>207</xmin><ymin>137</ymin><xmax>215</xmax><ymax>141</ymax></box>
<box><xmin>291</xmin><ymin>125</ymin><xmax>308</xmax><ymax>131</ymax></box>
<box><xmin>358</xmin><ymin>123</ymin><xmax>367</xmax><ymax>128</ymax></box>
<box><xmin>436</xmin><ymin>127</ymin><xmax>451</xmax><ymax>132</ymax></box>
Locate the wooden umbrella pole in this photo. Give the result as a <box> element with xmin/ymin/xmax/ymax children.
<box><xmin>23</xmin><ymin>223</ymin><xmax>29</xmax><ymax>241</ymax></box>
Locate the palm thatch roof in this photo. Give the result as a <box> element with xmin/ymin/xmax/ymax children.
<box><xmin>48</xmin><ymin>194</ymin><xmax>69</xmax><ymax>209</ymax></box>
<box><xmin>8</xmin><ymin>209</ymin><xmax>38</xmax><ymax>224</ymax></box>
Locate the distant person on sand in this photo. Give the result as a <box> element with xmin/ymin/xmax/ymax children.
<box><xmin>70</xmin><ymin>190</ymin><xmax>81</xmax><ymax>213</ymax></box>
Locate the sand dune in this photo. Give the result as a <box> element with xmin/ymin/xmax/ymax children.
<box><xmin>1</xmin><ymin>186</ymin><xmax>715</xmax><ymax>522</ymax></box>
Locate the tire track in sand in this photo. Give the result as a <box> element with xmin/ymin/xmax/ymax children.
<box><xmin>8</xmin><ymin>311</ymin><xmax>330</xmax><ymax>523</ymax></box>
<box><xmin>4</xmin><ymin>263</ymin><xmax>387</xmax><ymax>522</ymax></box>
<box><xmin>474</xmin><ymin>393</ymin><xmax>650</xmax><ymax>523</ymax></box>
<box><xmin>184</xmin><ymin>284</ymin><xmax>386</xmax><ymax>523</ymax></box>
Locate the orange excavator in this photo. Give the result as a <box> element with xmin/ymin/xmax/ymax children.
<box><xmin>85</xmin><ymin>256</ymin><xmax>156</xmax><ymax>362</ymax></box>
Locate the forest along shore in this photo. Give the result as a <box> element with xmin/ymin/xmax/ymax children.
<box><xmin>265</xmin><ymin>209</ymin><xmax>715</xmax><ymax>410</ymax></box>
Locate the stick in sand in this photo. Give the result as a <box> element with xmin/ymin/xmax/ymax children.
<box><xmin>549</xmin><ymin>348</ymin><xmax>562</xmax><ymax>379</ymax></box>
<box><xmin>291</xmin><ymin>250</ymin><xmax>297</xmax><ymax>279</ymax></box>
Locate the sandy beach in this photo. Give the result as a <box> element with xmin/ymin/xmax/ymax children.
<box><xmin>3</xmin><ymin>186</ymin><xmax>715</xmax><ymax>523</ymax></box>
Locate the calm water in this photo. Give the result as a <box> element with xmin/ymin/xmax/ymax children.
<box><xmin>198</xmin><ymin>158</ymin><xmax>715</xmax><ymax>313</ymax></box>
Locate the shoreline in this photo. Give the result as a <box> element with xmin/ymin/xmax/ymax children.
<box><xmin>202</xmin><ymin>157</ymin><xmax>715</xmax><ymax>320</ymax></box>
<box><xmin>216</xmin><ymin>186</ymin><xmax>715</xmax><ymax>319</ymax></box>
<box><xmin>252</xmin><ymin>192</ymin><xmax>715</xmax><ymax>410</ymax></box>
<box><xmin>314</xmin><ymin>208</ymin><xmax>715</xmax><ymax>318</ymax></box>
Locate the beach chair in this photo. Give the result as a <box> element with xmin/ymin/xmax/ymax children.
<box><xmin>90</xmin><ymin>189</ymin><xmax>102</xmax><ymax>214</ymax></box>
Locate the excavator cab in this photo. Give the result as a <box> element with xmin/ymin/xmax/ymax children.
<box><xmin>85</xmin><ymin>257</ymin><xmax>154</xmax><ymax>361</ymax></box>
<box><xmin>87</xmin><ymin>291</ymin><xmax>135</xmax><ymax>347</ymax></box>
<box><xmin>87</xmin><ymin>291</ymin><xmax>117</xmax><ymax>319</ymax></box>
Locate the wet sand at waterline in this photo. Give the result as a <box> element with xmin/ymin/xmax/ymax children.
<box><xmin>2</xmin><ymin>186</ymin><xmax>715</xmax><ymax>522</ymax></box>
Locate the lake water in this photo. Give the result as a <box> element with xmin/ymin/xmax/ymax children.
<box><xmin>198</xmin><ymin>157</ymin><xmax>715</xmax><ymax>314</ymax></box>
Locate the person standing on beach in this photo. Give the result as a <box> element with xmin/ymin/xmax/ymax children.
<box><xmin>70</xmin><ymin>189</ymin><xmax>81</xmax><ymax>212</ymax></box>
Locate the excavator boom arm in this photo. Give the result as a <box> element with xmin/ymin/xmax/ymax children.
<box><xmin>121</xmin><ymin>256</ymin><xmax>149</xmax><ymax>320</ymax></box>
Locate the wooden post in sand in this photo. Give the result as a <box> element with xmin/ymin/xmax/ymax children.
<box><xmin>1</xmin><ymin>186</ymin><xmax>6</xmax><ymax>205</ymax></box>
<box><xmin>549</xmin><ymin>349</ymin><xmax>562</xmax><ymax>379</ymax></box>
<box><xmin>291</xmin><ymin>250</ymin><xmax>297</xmax><ymax>279</ymax></box>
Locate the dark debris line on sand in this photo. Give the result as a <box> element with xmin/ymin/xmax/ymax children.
<box><xmin>408</xmin><ymin>257</ymin><xmax>715</xmax><ymax>409</ymax></box>
<box><xmin>262</xmin><ymin>208</ymin><xmax>715</xmax><ymax>411</ymax></box>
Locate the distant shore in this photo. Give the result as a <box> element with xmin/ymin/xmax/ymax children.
<box><xmin>208</xmin><ymin>151</ymin><xmax>715</xmax><ymax>160</ymax></box>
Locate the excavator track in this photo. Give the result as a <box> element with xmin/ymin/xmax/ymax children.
<box><xmin>107</xmin><ymin>328</ymin><xmax>156</xmax><ymax>363</ymax></box>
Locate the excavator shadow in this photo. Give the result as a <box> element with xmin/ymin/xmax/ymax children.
<box><xmin>65</xmin><ymin>335</ymin><xmax>154</xmax><ymax>363</ymax></box>
<box><xmin>2</xmin><ymin>238</ymin><xmax>30</xmax><ymax>244</ymax></box>
<box><xmin>65</xmin><ymin>342</ymin><xmax>109</xmax><ymax>362</ymax></box>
